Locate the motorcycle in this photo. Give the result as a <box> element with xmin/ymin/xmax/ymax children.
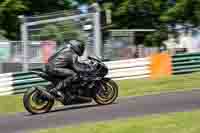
<box><xmin>23</xmin><ymin>56</ymin><xmax>119</xmax><ymax>114</ymax></box>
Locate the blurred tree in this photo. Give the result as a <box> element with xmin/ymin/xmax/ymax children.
<box><xmin>144</xmin><ymin>26</ymin><xmax>168</xmax><ymax>47</ymax></box>
<box><xmin>111</xmin><ymin>0</ymin><xmax>200</xmax><ymax>47</ymax></box>
<box><xmin>25</xmin><ymin>0</ymin><xmax>71</xmax><ymax>14</ymax></box>
<box><xmin>160</xmin><ymin>0</ymin><xmax>200</xmax><ymax>26</ymax></box>
<box><xmin>1</xmin><ymin>0</ymin><xmax>200</xmax><ymax>42</ymax></box>
<box><xmin>0</xmin><ymin>0</ymin><xmax>75</xmax><ymax>40</ymax></box>
<box><xmin>0</xmin><ymin>0</ymin><xmax>27</xmax><ymax>39</ymax></box>
<box><xmin>34</xmin><ymin>21</ymin><xmax>83</xmax><ymax>44</ymax></box>
<box><xmin>112</xmin><ymin>0</ymin><xmax>168</xmax><ymax>29</ymax></box>
<box><xmin>0</xmin><ymin>30</ymin><xmax>7</xmax><ymax>40</ymax></box>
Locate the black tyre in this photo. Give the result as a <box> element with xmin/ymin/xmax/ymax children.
<box><xmin>94</xmin><ymin>79</ymin><xmax>118</xmax><ymax>105</ymax></box>
<box><xmin>23</xmin><ymin>87</ymin><xmax>55</xmax><ymax>114</ymax></box>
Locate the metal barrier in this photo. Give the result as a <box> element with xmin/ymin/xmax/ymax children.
<box><xmin>0</xmin><ymin>72</ymin><xmax>50</xmax><ymax>96</ymax></box>
<box><xmin>172</xmin><ymin>52</ymin><xmax>200</xmax><ymax>74</ymax></box>
<box><xmin>0</xmin><ymin>58</ymin><xmax>150</xmax><ymax>96</ymax></box>
<box><xmin>3</xmin><ymin>52</ymin><xmax>200</xmax><ymax>96</ymax></box>
<box><xmin>106</xmin><ymin>57</ymin><xmax>150</xmax><ymax>80</ymax></box>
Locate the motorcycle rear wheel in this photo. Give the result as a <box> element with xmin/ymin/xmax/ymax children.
<box><xmin>94</xmin><ymin>79</ymin><xmax>118</xmax><ymax>105</ymax></box>
<box><xmin>23</xmin><ymin>87</ymin><xmax>55</xmax><ymax>114</ymax></box>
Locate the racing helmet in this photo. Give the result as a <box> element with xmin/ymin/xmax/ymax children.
<box><xmin>69</xmin><ymin>40</ymin><xmax>85</xmax><ymax>56</ymax></box>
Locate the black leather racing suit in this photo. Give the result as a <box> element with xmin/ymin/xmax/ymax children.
<box><xmin>45</xmin><ymin>45</ymin><xmax>95</xmax><ymax>93</ymax></box>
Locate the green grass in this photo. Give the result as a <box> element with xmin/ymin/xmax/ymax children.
<box><xmin>2</xmin><ymin>72</ymin><xmax>200</xmax><ymax>114</ymax></box>
<box><xmin>35</xmin><ymin>110</ymin><xmax>200</xmax><ymax>133</ymax></box>
<box><xmin>0</xmin><ymin>95</ymin><xmax>24</xmax><ymax>114</ymax></box>
<box><xmin>119</xmin><ymin>72</ymin><xmax>200</xmax><ymax>96</ymax></box>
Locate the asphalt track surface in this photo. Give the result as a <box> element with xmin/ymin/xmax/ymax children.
<box><xmin>1</xmin><ymin>90</ymin><xmax>200</xmax><ymax>133</ymax></box>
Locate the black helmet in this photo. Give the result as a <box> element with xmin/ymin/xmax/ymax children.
<box><xmin>69</xmin><ymin>40</ymin><xmax>85</xmax><ymax>56</ymax></box>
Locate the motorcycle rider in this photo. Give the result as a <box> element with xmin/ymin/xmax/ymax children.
<box><xmin>45</xmin><ymin>40</ymin><xmax>96</xmax><ymax>99</ymax></box>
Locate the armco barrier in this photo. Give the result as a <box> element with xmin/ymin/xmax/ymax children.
<box><xmin>0</xmin><ymin>72</ymin><xmax>50</xmax><ymax>96</ymax></box>
<box><xmin>172</xmin><ymin>52</ymin><xmax>200</xmax><ymax>74</ymax></box>
<box><xmin>2</xmin><ymin>52</ymin><xmax>200</xmax><ymax>96</ymax></box>
<box><xmin>105</xmin><ymin>57</ymin><xmax>150</xmax><ymax>80</ymax></box>
<box><xmin>0</xmin><ymin>57</ymin><xmax>150</xmax><ymax>96</ymax></box>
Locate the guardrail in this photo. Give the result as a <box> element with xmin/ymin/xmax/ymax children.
<box><xmin>106</xmin><ymin>58</ymin><xmax>150</xmax><ymax>80</ymax></box>
<box><xmin>0</xmin><ymin>57</ymin><xmax>150</xmax><ymax>96</ymax></box>
<box><xmin>0</xmin><ymin>72</ymin><xmax>50</xmax><ymax>96</ymax></box>
<box><xmin>172</xmin><ymin>52</ymin><xmax>200</xmax><ymax>74</ymax></box>
<box><xmin>3</xmin><ymin>52</ymin><xmax>200</xmax><ymax>97</ymax></box>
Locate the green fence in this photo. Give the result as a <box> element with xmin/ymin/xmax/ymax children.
<box><xmin>0</xmin><ymin>70</ymin><xmax>50</xmax><ymax>96</ymax></box>
<box><xmin>172</xmin><ymin>52</ymin><xmax>200</xmax><ymax>74</ymax></box>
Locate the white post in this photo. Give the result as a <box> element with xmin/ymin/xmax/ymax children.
<box><xmin>19</xmin><ymin>15</ymin><xmax>29</xmax><ymax>71</ymax></box>
<box><xmin>93</xmin><ymin>3</ymin><xmax>102</xmax><ymax>58</ymax></box>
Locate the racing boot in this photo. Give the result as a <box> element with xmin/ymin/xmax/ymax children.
<box><xmin>50</xmin><ymin>81</ymin><xmax>65</xmax><ymax>101</ymax></box>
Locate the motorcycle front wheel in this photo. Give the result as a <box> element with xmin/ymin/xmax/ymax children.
<box><xmin>23</xmin><ymin>86</ymin><xmax>55</xmax><ymax>114</ymax></box>
<box><xmin>94</xmin><ymin>79</ymin><xmax>118</xmax><ymax>105</ymax></box>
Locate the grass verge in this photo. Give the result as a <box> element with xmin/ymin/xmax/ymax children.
<box><xmin>119</xmin><ymin>72</ymin><xmax>200</xmax><ymax>96</ymax></box>
<box><xmin>35</xmin><ymin>110</ymin><xmax>200</xmax><ymax>133</ymax></box>
<box><xmin>0</xmin><ymin>96</ymin><xmax>24</xmax><ymax>114</ymax></box>
<box><xmin>1</xmin><ymin>72</ymin><xmax>200</xmax><ymax>114</ymax></box>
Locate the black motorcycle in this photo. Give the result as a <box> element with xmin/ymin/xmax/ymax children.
<box><xmin>23</xmin><ymin>56</ymin><xmax>119</xmax><ymax>114</ymax></box>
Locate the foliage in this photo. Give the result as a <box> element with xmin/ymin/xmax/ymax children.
<box><xmin>109</xmin><ymin>0</ymin><xmax>200</xmax><ymax>46</ymax></box>
<box><xmin>0</xmin><ymin>30</ymin><xmax>7</xmax><ymax>40</ymax></box>
<box><xmin>0</xmin><ymin>0</ymin><xmax>74</xmax><ymax>40</ymax></box>
<box><xmin>0</xmin><ymin>0</ymin><xmax>27</xmax><ymax>39</ymax></box>
<box><xmin>144</xmin><ymin>26</ymin><xmax>168</xmax><ymax>47</ymax></box>
<box><xmin>1</xmin><ymin>0</ymin><xmax>200</xmax><ymax>43</ymax></box>
<box><xmin>33</xmin><ymin>21</ymin><xmax>84</xmax><ymax>43</ymax></box>
<box><xmin>25</xmin><ymin>0</ymin><xmax>71</xmax><ymax>15</ymax></box>
<box><xmin>111</xmin><ymin>0</ymin><xmax>200</xmax><ymax>28</ymax></box>
<box><xmin>160</xmin><ymin>0</ymin><xmax>200</xmax><ymax>26</ymax></box>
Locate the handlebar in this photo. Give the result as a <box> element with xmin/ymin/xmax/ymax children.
<box><xmin>80</xmin><ymin>56</ymin><xmax>108</xmax><ymax>78</ymax></box>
